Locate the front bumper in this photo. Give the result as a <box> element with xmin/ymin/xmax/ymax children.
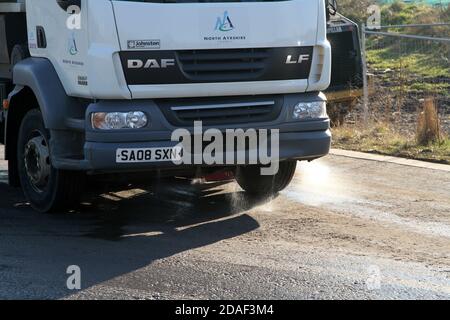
<box><xmin>52</xmin><ymin>92</ymin><xmax>331</xmax><ymax>173</ymax></box>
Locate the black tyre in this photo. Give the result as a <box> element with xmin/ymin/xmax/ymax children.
<box><xmin>17</xmin><ymin>109</ymin><xmax>85</xmax><ymax>213</ymax></box>
<box><xmin>236</xmin><ymin>161</ymin><xmax>297</xmax><ymax>196</ymax></box>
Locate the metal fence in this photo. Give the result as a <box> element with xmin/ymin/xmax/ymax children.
<box><xmin>357</xmin><ymin>24</ymin><xmax>450</xmax><ymax>137</ymax></box>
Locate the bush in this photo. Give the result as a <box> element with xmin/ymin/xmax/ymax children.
<box><xmin>338</xmin><ymin>0</ymin><xmax>448</xmax><ymax>26</ymax></box>
<box><xmin>338</xmin><ymin>0</ymin><xmax>376</xmax><ymax>24</ymax></box>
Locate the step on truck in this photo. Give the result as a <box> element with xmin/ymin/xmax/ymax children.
<box><xmin>0</xmin><ymin>0</ymin><xmax>333</xmax><ymax>212</ymax></box>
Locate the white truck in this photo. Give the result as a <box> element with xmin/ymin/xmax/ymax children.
<box><xmin>0</xmin><ymin>0</ymin><xmax>333</xmax><ymax>212</ymax></box>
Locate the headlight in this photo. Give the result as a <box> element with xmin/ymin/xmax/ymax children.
<box><xmin>292</xmin><ymin>101</ymin><xmax>327</xmax><ymax>120</ymax></box>
<box><xmin>91</xmin><ymin>112</ymin><xmax>148</xmax><ymax>130</ymax></box>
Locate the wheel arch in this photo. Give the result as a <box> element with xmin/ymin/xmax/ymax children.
<box><xmin>6</xmin><ymin>57</ymin><xmax>86</xmax><ymax>185</ymax></box>
<box><xmin>11</xmin><ymin>57</ymin><xmax>85</xmax><ymax>130</ymax></box>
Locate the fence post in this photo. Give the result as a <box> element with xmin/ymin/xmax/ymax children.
<box><xmin>361</xmin><ymin>24</ymin><xmax>369</xmax><ymax>123</ymax></box>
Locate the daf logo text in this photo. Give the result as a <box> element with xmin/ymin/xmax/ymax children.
<box><xmin>127</xmin><ymin>59</ymin><xmax>176</xmax><ymax>69</ymax></box>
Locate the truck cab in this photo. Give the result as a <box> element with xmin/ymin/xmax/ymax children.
<box><xmin>1</xmin><ymin>0</ymin><xmax>333</xmax><ymax>212</ymax></box>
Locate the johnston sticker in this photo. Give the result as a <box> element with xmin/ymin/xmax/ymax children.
<box><xmin>127</xmin><ymin>39</ymin><xmax>161</xmax><ymax>50</ymax></box>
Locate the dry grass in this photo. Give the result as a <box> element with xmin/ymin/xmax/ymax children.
<box><xmin>332</xmin><ymin>121</ymin><xmax>450</xmax><ymax>164</ymax></box>
<box><xmin>417</xmin><ymin>98</ymin><xmax>442</xmax><ymax>145</ymax></box>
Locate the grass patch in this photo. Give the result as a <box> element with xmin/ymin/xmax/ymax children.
<box><xmin>366</xmin><ymin>48</ymin><xmax>450</xmax><ymax>96</ymax></box>
<box><xmin>367</xmin><ymin>49</ymin><xmax>449</xmax><ymax>79</ymax></box>
<box><xmin>333</xmin><ymin>122</ymin><xmax>450</xmax><ymax>164</ymax></box>
<box><xmin>386</xmin><ymin>83</ymin><xmax>450</xmax><ymax>97</ymax></box>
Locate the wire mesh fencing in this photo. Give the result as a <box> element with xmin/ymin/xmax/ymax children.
<box><xmin>353</xmin><ymin>24</ymin><xmax>450</xmax><ymax>139</ymax></box>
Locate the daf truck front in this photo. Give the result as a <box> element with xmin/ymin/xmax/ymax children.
<box><xmin>0</xmin><ymin>0</ymin><xmax>333</xmax><ymax>212</ymax></box>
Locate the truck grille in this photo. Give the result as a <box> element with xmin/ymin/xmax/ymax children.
<box><xmin>176</xmin><ymin>48</ymin><xmax>270</xmax><ymax>82</ymax></box>
<box><xmin>158</xmin><ymin>95</ymin><xmax>283</xmax><ymax>126</ymax></box>
<box><xmin>120</xmin><ymin>46</ymin><xmax>313</xmax><ymax>85</ymax></box>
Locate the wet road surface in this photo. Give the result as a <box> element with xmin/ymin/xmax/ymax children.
<box><xmin>0</xmin><ymin>145</ymin><xmax>449</xmax><ymax>299</ymax></box>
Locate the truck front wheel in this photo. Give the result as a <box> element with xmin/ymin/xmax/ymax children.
<box><xmin>236</xmin><ymin>161</ymin><xmax>297</xmax><ymax>196</ymax></box>
<box><xmin>17</xmin><ymin>109</ymin><xmax>84</xmax><ymax>213</ymax></box>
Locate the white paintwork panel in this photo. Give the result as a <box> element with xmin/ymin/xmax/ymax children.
<box><xmin>25</xmin><ymin>0</ymin><xmax>130</xmax><ymax>99</ymax></box>
<box><xmin>112</xmin><ymin>0</ymin><xmax>319</xmax><ymax>50</ymax></box>
<box><xmin>23</xmin><ymin>0</ymin><xmax>329</xmax><ymax>99</ymax></box>
<box><xmin>25</xmin><ymin>0</ymin><xmax>91</xmax><ymax>98</ymax></box>
<box><xmin>85</xmin><ymin>0</ymin><xmax>131</xmax><ymax>99</ymax></box>
<box><xmin>112</xmin><ymin>0</ymin><xmax>326</xmax><ymax>99</ymax></box>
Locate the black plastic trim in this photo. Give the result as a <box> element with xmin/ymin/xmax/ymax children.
<box><xmin>119</xmin><ymin>47</ymin><xmax>314</xmax><ymax>85</ymax></box>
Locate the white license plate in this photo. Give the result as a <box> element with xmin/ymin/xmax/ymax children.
<box><xmin>116</xmin><ymin>147</ymin><xmax>183</xmax><ymax>163</ymax></box>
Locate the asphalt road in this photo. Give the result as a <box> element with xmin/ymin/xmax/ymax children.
<box><xmin>1</xmin><ymin>145</ymin><xmax>449</xmax><ymax>300</ymax></box>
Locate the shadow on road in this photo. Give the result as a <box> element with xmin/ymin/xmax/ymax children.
<box><xmin>0</xmin><ymin>169</ymin><xmax>264</xmax><ymax>299</ymax></box>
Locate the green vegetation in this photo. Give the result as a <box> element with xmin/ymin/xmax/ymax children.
<box><xmin>367</xmin><ymin>48</ymin><xmax>450</xmax><ymax>95</ymax></box>
<box><xmin>380</xmin><ymin>1</ymin><xmax>443</xmax><ymax>25</ymax></box>
<box><xmin>339</xmin><ymin>0</ymin><xmax>450</xmax><ymax>25</ymax></box>
<box><xmin>362</xmin><ymin>1</ymin><xmax>449</xmax><ymax>96</ymax></box>
<box><xmin>341</xmin><ymin>1</ymin><xmax>449</xmax><ymax>94</ymax></box>
<box><xmin>334</xmin><ymin>1</ymin><xmax>450</xmax><ymax>164</ymax></box>
<box><xmin>367</xmin><ymin>49</ymin><xmax>449</xmax><ymax>78</ymax></box>
<box><xmin>333</xmin><ymin>123</ymin><xmax>450</xmax><ymax>164</ymax></box>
